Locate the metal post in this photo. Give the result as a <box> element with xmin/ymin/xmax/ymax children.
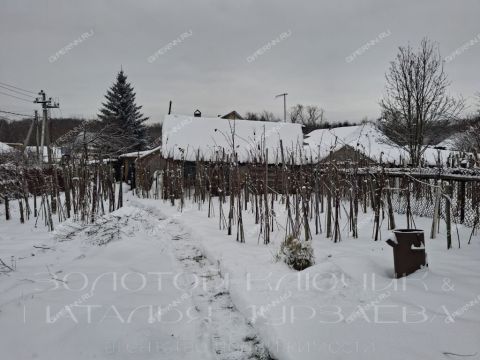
<box><xmin>275</xmin><ymin>92</ymin><xmax>288</xmax><ymax>121</ymax></box>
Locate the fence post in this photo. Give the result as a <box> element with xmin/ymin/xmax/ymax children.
<box><xmin>444</xmin><ymin>182</ymin><xmax>452</xmax><ymax>249</ymax></box>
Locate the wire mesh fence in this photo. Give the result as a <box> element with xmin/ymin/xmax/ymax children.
<box><xmin>389</xmin><ymin>176</ymin><xmax>480</xmax><ymax>228</ymax></box>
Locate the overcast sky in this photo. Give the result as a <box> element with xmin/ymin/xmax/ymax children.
<box><xmin>0</xmin><ymin>0</ymin><xmax>479</xmax><ymax>124</ymax></box>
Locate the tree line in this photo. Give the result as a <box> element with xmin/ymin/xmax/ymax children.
<box><xmin>0</xmin><ymin>117</ymin><xmax>161</xmax><ymax>148</ymax></box>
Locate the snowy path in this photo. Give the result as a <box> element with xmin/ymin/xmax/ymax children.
<box><xmin>132</xmin><ymin>200</ymin><xmax>273</xmax><ymax>360</ymax></box>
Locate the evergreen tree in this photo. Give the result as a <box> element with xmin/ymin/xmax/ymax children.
<box><xmin>98</xmin><ymin>69</ymin><xmax>148</xmax><ymax>152</ymax></box>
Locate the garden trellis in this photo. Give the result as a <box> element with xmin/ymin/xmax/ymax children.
<box><xmin>134</xmin><ymin>148</ymin><xmax>480</xmax><ymax>255</ymax></box>
<box><xmin>2</xmin><ymin>146</ymin><xmax>479</xmax><ymax>263</ymax></box>
<box><xmin>0</xmin><ymin>159</ymin><xmax>124</xmax><ymax>229</ymax></box>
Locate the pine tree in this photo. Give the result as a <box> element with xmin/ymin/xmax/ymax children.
<box><xmin>98</xmin><ymin>69</ymin><xmax>148</xmax><ymax>152</ymax></box>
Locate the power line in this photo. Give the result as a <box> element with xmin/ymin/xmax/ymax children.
<box><xmin>0</xmin><ymin>109</ymin><xmax>32</xmax><ymax>117</ymax></box>
<box><xmin>0</xmin><ymin>81</ymin><xmax>36</xmax><ymax>95</ymax></box>
<box><xmin>0</xmin><ymin>90</ymin><xmax>34</xmax><ymax>103</ymax></box>
<box><xmin>0</xmin><ymin>84</ymin><xmax>35</xmax><ymax>99</ymax></box>
<box><xmin>53</xmin><ymin>106</ymin><xmax>63</xmax><ymax>118</ymax></box>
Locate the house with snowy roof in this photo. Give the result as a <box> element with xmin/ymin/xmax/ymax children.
<box><xmin>129</xmin><ymin>113</ymin><xmax>304</xmax><ymax>191</ymax></box>
<box><xmin>303</xmin><ymin>124</ymin><xmax>479</xmax><ymax>168</ymax></box>
<box><xmin>162</xmin><ymin>113</ymin><xmax>304</xmax><ymax>164</ymax></box>
<box><xmin>220</xmin><ymin>110</ymin><xmax>244</xmax><ymax>120</ymax></box>
<box><xmin>303</xmin><ymin>124</ymin><xmax>408</xmax><ymax>166</ymax></box>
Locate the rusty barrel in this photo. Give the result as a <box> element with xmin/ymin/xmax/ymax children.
<box><xmin>386</xmin><ymin>229</ymin><xmax>427</xmax><ymax>278</ymax></box>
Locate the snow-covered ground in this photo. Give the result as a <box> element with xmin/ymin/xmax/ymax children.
<box><xmin>1</xmin><ymin>191</ymin><xmax>479</xmax><ymax>359</ymax></box>
<box><xmin>0</xmin><ymin>141</ymin><xmax>13</xmax><ymax>153</ymax></box>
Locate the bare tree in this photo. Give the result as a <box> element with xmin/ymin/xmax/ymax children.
<box><xmin>380</xmin><ymin>38</ymin><xmax>464</xmax><ymax>166</ymax></box>
<box><xmin>259</xmin><ymin>110</ymin><xmax>280</xmax><ymax>122</ymax></box>
<box><xmin>304</xmin><ymin>105</ymin><xmax>325</xmax><ymax>127</ymax></box>
<box><xmin>244</xmin><ymin>111</ymin><xmax>280</xmax><ymax>122</ymax></box>
<box><xmin>290</xmin><ymin>104</ymin><xmax>326</xmax><ymax>132</ymax></box>
<box><xmin>454</xmin><ymin>94</ymin><xmax>480</xmax><ymax>159</ymax></box>
<box><xmin>244</xmin><ymin>112</ymin><xmax>259</xmax><ymax>121</ymax></box>
<box><xmin>54</xmin><ymin>120</ymin><xmax>143</xmax><ymax>160</ymax></box>
<box><xmin>289</xmin><ymin>104</ymin><xmax>304</xmax><ymax>124</ymax></box>
<box><xmin>456</xmin><ymin>123</ymin><xmax>480</xmax><ymax>153</ymax></box>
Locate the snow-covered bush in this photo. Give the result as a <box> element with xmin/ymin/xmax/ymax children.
<box><xmin>277</xmin><ymin>235</ymin><xmax>315</xmax><ymax>271</ymax></box>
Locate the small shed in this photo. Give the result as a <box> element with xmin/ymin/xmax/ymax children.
<box><xmin>118</xmin><ymin>149</ymin><xmax>152</xmax><ymax>184</ymax></box>
<box><xmin>135</xmin><ymin>146</ymin><xmax>165</xmax><ymax>189</ymax></box>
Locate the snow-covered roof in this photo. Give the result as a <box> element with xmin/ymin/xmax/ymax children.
<box><xmin>138</xmin><ymin>146</ymin><xmax>161</xmax><ymax>160</ymax></box>
<box><xmin>304</xmin><ymin>124</ymin><xmax>478</xmax><ymax>167</ymax></box>
<box><xmin>162</xmin><ymin>114</ymin><xmax>304</xmax><ymax>164</ymax></box>
<box><xmin>119</xmin><ymin>146</ymin><xmax>162</xmax><ymax>160</ymax></box>
<box><xmin>119</xmin><ymin>150</ymin><xmax>151</xmax><ymax>158</ymax></box>
<box><xmin>304</xmin><ymin>124</ymin><xmax>407</xmax><ymax>164</ymax></box>
<box><xmin>436</xmin><ymin>135</ymin><xmax>459</xmax><ymax>151</ymax></box>
<box><xmin>0</xmin><ymin>142</ymin><xmax>13</xmax><ymax>153</ymax></box>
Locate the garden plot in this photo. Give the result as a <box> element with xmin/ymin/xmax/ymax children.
<box><xmin>1</xmin><ymin>193</ymin><xmax>480</xmax><ymax>360</ymax></box>
<box><xmin>133</xmin><ymin>194</ymin><xmax>480</xmax><ymax>360</ymax></box>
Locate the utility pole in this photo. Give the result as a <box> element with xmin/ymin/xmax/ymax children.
<box><xmin>35</xmin><ymin>110</ymin><xmax>39</xmax><ymax>160</ymax></box>
<box><xmin>34</xmin><ymin>90</ymin><xmax>59</xmax><ymax>165</ymax></box>
<box><xmin>23</xmin><ymin>110</ymin><xmax>36</xmax><ymax>151</ymax></box>
<box><xmin>275</xmin><ymin>92</ymin><xmax>288</xmax><ymax>122</ymax></box>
